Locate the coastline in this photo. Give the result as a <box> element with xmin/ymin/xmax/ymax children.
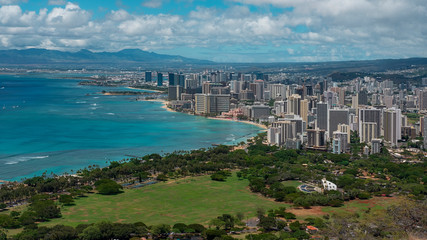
<box><xmin>142</xmin><ymin>99</ymin><xmax>175</xmax><ymax>113</ymax></box>
<box><xmin>139</xmin><ymin>99</ymin><xmax>267</xmax><ymax>130</ymax></box>
<box><xmin>126</xmin><ymin>87</ymin><xmax>163</xmax><ymax>93</ymax></box>
<box><xmin>206</xmin><ymin>117</ymin><xmax>268</xmax><ymax>130</ymax></box>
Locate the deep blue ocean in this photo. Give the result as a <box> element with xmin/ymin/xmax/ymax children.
<box><xmin>0</xmin><ymin>73</ymin><xmax>262</xmax><ymax>181</ymax></box>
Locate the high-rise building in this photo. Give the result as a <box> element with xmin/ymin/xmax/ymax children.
<box><xmin>178</xmin><ymin>74</ymin><xmax>185</xmax><ymax>86</ymax></box>
<box><xmin>420</xmin><ymin>90</ymin><xmax>427</xmax><ymax>110</ymax></box>
<box><xmin>268</xmin><ymin>84</ymin><xmax>286</xmax><ymax>100</ymax></box>
<box><xmin>168</xmin><ymin>73</ymin><xmax>175</xmax><ymax>86</ymax></box>
<box><xmin>338</xmin><ymin>124</ymin><xmax>351</xmax><ymax>143</ymax></box>
<box><xmin>287</xmin><ymin>94</ymin><xmax>301</xmax><ymax>115</ymax></box>
<box><xmin>168</xmin><ymin>86</ymin><xmax>183</xmax><ymax>101</ymax></box>
<box><xmin>145</xmin><ymin>71</ymin><xmax>152</xmax><ymax>82</ymax></box>
<box><xmin>249</xmin><ymin>80</ymin><xmax>264</xmax><ymax>101</ymax></box>
<box><xmin>371</xmin><ymin>138</ymin><xmax>382</xmax><ymax>154</ymax></box>
<box><xmin>194</xmin><ymin>94</ymin><xmax>230</xmax><ymax>114</ymax></box>
<box><xmin>317</xmin><ymin>102</ymin><xmax>328</xmax><ymax>130</ymax></box>
<box><xmin>383</xmin><ymin>108</ymin><xmax>402</xmax><ymax>146</ymax></box>
<box><xmin>268</xmin><ymin>121</ymin><xmax>297</xmax><ymax>146</ymax></box>
<box><xmin>157</xmin><ymin>73</ymin><xmax>163</xmax><ymax>86</ymax></box>
<box><xmin>185</xmin><ymin>79</ymin><xmax>197</xmax><ymax>89</ymax></box>
<box><xmin>239</xmin><ymin>90</ymin><xmax>255</xmax><ymax>101</ymax></box>
<box><xmin>203</xmin><ymin>82</ymin><xmax>223</xmax><ymax>94</ymax></box>
<box><xmin>339</xmin><ymin>88</ymin><xmax>345</xmax><ymax>106</ymax></box>
<box><xmin>328</xmin><ymin>109</ymin><xmax>349</xmax><ymax>136</ymax></box>
<box><xmin>230</xmin><ymin>80</ymin><xmax>244</xmax><ymax>94</ymax></box>
<box><xmin>307</xmin><ymin>128</ymin><xmax>326</xmax><ymax>148</ymax></box>
<box><xmin>274</xmin><ymin>101</ymin><xmax>286</xmax><ymax>116</ymax></box>
<box><xmin>300</xmin><ymin>99</ymin><xmax>309</xmax><ymax>123</ymax></box>
<box><xmin>360</xmin><ymin>122</ymin><xmax>378</xmax><ymax>143</ymax></box>
<box><xmin>251</xmin><ymin>105</ymin><xmax>270</xmax><ymax>120</ymax></box>
<box><xmin>358</xmin><ymin>90</ymin><xmax>368</xmax><ymax>105</ymax></box>
<box><xmin>332</xmin><ymin>131</ymin><xmax>348</xmax><ymax>154</ymax></box>
<box><xmin>359</xmin><ymin>108</ymin><xmax>382</xmax><ymax>137</ymax></box>
<box><xmin>422</xmin><ymin>116</ymin><xmax>427</xmax><ymax>149</ymax></box>
<box><xmin>280</xmin><ymin>115</ymin><xmax>305</xmax><ymax>135</ymax></box>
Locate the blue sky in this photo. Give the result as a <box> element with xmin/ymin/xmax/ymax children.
<box><xmin>0</xmin><ymin>0</ymin><xmax>426</xmax><ymax>62</ymax></box>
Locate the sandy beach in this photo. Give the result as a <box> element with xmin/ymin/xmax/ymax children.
<box><xmin>139</xmin><ymin>99</ymin><xmax>267</xmax><ymax>130</ymax></box>
<box><xmin>142</xmin><ymin>99</ymin><xmax>175</xmax><ymax>112</ymax></box>
<box><xmin>207</xmin><ymin>117</ymin><xmax>268</xmax><ymax>130</ymax></box>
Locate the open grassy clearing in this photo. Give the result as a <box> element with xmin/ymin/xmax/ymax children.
<box><xmin>288</xmin><ymin>196</ymin><xmax>400</xmax><ymax>220</ymax></box>
<box><xmin>39</xmin><ymin>174</ymin><xmax>398</xmax><ymax>228</ymax></box>
<box><xmin>43</xmin><ymin>174</ymin><xmax>289</xmax><ymax>227</ymax></box>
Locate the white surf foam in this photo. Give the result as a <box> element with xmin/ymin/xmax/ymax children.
<box><xmin>5</xmin><ymin>155</ymin><xmax>49</xmax><ymax>165</ymax></box>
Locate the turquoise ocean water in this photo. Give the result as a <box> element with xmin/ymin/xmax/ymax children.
<box><xmin>0</xmin><ymin>73</ymin><xmax>262</xmax><ymax>181</ymax></box>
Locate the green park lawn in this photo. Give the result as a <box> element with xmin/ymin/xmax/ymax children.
<box><xmin>44</xmin><ymin>174</ymin><xmax>290</xmax><ymax>227</ymax></box>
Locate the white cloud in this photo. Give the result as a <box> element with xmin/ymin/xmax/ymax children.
<box><xmin>141</xmin><ymin>0</ymin><xmax>162</xmax><ymax>8</ymax></box>
<box><xmin>0</xmin><ymin>0</ymin><xmax>27</xmax><ymax>4</ymax></box>
<box><xmin>0</xmin><ymin>1</ymin><xmax>426</xmax><ymax>62</ymax></box>
<box><xmin>46</xmin><ymin>3</ymin><xmax>91</xmax><ymax>28</ymax></box>
<box><xmin>48</xmin><ymin>0</ymin><xmax>66</xmax><ymax>5</ymax></box>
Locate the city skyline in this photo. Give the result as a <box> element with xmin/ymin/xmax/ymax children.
<box><xmin>0</xmin><ymin>0</ymin><xmax>426</xmax><ymax>62</ymax></box>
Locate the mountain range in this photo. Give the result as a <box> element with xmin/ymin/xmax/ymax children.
<box><xmin>0</xmin><ymin>48</ymin><xmax>213</xmax><ymax>68</ymax></box>
<box><xmin>0</xmin><ymin>48</ymin><xmax>427</xmax><ymax>74</ymax></box>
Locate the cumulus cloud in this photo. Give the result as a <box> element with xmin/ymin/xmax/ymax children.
<box><xmin>46</xmin><ymin>3</ymin><xmax>91</xmax><ymax>27</ymax></box>
<box><xmin>0</xmin><ymin>0</ymin><xmax>426</xmax><ymax>62</ymax></box>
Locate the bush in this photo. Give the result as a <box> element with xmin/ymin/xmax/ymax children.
<box><xmin>329</xmin><ymin>199</ymin><xmax>344</xmax><ymax>207</ymax></box>
<box><xmin>95</xmin><ymin>179</ymin><xmax>123</xmax><ymax>195</ymax></box>
<box><xmin>205</xmin><ymin>229</ymin><xmax>226</xmax><ymax>240</ymax></box>
<box><xmin>172</xmin><ymin>223</ymin><xmax>187</xmax><ymax>233</ymax></box>
<box><xmin>357</xmin><ymin>192</ymin><xmax>372</xmax><ymax>199</ymax></box>
<box><xmin>0</xmin><ymin>214</ymin><xmax>20</xmax><ymax>229</ymax></box>
<box><xmin>156</xmin><ymin>174</ymin><xmax>168</xmax><ymax>182</ymax></box>
<box><xmin>187</xmin><ymin>223</ymin><xmax>205</xmax><ymax>233</ymax></box>
<box><xmin>59</xmin><ymin>195</ymin><xmax>75</xmax><ymax>206</ymax></box>
<box><xmin>211</xmin><ymin>171</ymin><xmax>231</xmax><ymax>182</ymax></box>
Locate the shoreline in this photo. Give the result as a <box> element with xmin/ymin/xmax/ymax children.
<box><xmin>206</xmin><ymin>117</ymin><xmax>268</xmax><ymax>130</ymax></box>
<box><xmin>126</xmin><ymin>87</ymin><xmax>163</xmax><ymax>93</ymax></box>
<box><xmin>139</xmin><ymin>99</ymin><xmax>267</xmax><ymax>130</ymax></box>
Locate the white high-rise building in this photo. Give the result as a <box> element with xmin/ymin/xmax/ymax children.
<box><xmin>268</xmin><ymin>121</ymin><xmax>297</xmax><ymax>146</ymax></box>
<box><xmin>268</xmin><ymin>84</ymin><xmax>286</xmax><ymax>100</ymax></box>
<box><xmin>195</xmin><ymin>94</ymin><xmax>230</xmax><ymax>114</ymax></box>
<box><xmin>360</xmin><ymin>122</ymin><xmax>378</xmax><ymax>143</ymax></box>
<box><xmin>287</xmin><ymin>94</ymin><xmax>301</xmax><ymax>115</ymax></box>
<box><xmin>383</xmin><ymin>108</ymin><xmax>402</xmax><ymax>146</ymax></box>
<box><xmin>422</xmin><ymin>116</ymin><xmax>427</xmax><ymax>150</ymax></box>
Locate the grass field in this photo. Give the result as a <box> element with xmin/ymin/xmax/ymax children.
<box><xmin>43</xmin><ymin>174</ymin><xmax>290</xmax><ymax>227</ymax></box>
<box><xmin>288</xmin><ymin>196</ymin><xmax>399</xmax><ymax>220</ymax></box>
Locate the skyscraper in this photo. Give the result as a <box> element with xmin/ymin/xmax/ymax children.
<box><xmin>383</xmin><ymin>108</ymin><xmax>402</xmax><ymax>146</ymax></box>
<box><xmin>328</xmin><ymin>109</ymin><xmax>349</xmax><ymax>137</ymax></box>
<box><xmin>145</xmin><ymin>71</ymin><xmax>152</xmax><ymax>82</ymax></box>
<box><xmin>360</xmin><ymin>122</ymin><xmax>378</xmax><ymax>143</ymax></box>
<box><xmin>371</xmin><ymin>138</ymin><xmax>382</xmax><ymax>154</ymax></box>
<box><xmin>358</xmin><ymin>90</ymin><xmax>368</xmax><ymax>105</ymax></box>
<box><xmin>268</xmin><ymin>121</ymin><xmax>297</xmax><ymax>146</ymax></box>
<box><xmin>317</xmin><ymin>102</ymin><xmax>328</xmax><ymax>131</ymax></box>
<box><xmin>194</xmin><ymin>94</ymin><xmax>230</xmax><ymax>114</ymax></box>
<box><xmin>332</xmin><ymin>131</ymin><xmax>348</xmax><ymax>154</ymax></box>
<box><xmin>422</xmin><ymin>116</ymin><xmax>427</xmax><ymax>149</ymax></box>
<box><xmin>420</xmin><ymin>90</ymin><xmax>427</xmax><ymax>110</ymax></box>
<box><xmin>307</xmin><ymin>128</ymin><xmax>326</xmax><ymax>148</ymax></box>
<box><xmin>168</xmin><ymin>73</ymin><xmax>175</xmax><ymax>86</ymax></box>
<box><xmin>287</xmin><ymin>94</ymin><xmax>301</xmax><ymax>115</ymax></box>
<box><xmin>157</xmin><ymin>73</ymin><xmax>163</xmax><ymax>86</ymax></box>
<box><xmin>300</xmin><ymin>99</ymin><xmax>309</xmax><ymax>123</ymax></box>
<box><xmin>359</xmin><ymin>108</ymin><xmax>382</xmax><ymax>137</ymax></box>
